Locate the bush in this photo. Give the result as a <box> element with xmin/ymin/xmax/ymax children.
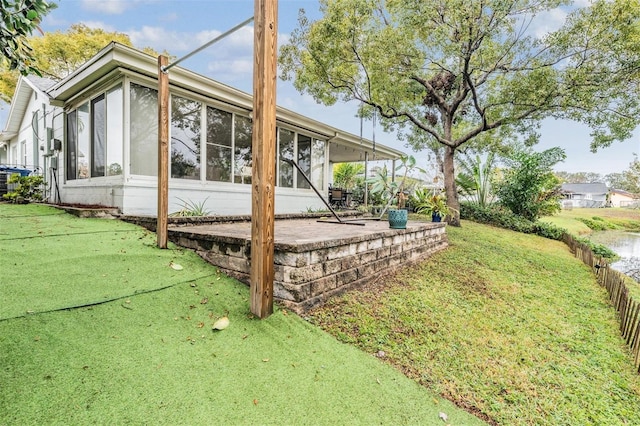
<box><xmin>460</xmin><ymin>202</ymin><xmax>567</xmax><ymax>241</ymax></box>
<box><xmin>2</xmin><ymin>174</ymin><xmax>44</xmax><ymax>203</ymax></box>
<box><xmin>577</xmin><ymin>217</ymin><xmax>620</xmax><ymax>231</ymax></box>
<box><xmin>494</xmin><ymin>147</ymin><xmax>565</xmax><ymax>221</ymax></box>
<box><xmin>576</xmin><ymin>237</ymin><xmax>618</xmax><ymax>260</ymax></box>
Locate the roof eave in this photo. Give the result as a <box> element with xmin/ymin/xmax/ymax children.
<box><xmin>47</xmin><ymin>43</ymin><xmax>404</xmax><ymax>161</ymax></box>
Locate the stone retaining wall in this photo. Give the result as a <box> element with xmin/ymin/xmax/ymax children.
<box><xmin>170</xmin><ymin>222</ymin><xmax>447</xmax><ymax>313</ymax></box>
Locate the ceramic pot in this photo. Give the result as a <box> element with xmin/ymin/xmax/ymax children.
<box><xmin>388</xmin><ymin>209</ymin><xmax>408</xmax><ymax>229</ymax></box>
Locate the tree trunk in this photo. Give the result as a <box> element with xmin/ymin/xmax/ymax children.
<box><xmin>443</xmin><ymin>145</ymin><xmax>461</xmax><ymax>226</ymax></box>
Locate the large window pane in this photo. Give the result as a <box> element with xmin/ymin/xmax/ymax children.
<box><xmin>311</xmin><ymin>138</ymin><xmax>325</xmax><ymax>189</ymax></box>
<box><xmin>206</xmin><ymin>107</ymin><xmax>232</xmax><ymax>182</ymax></box>
<box><xmin>278</xmin><ymin>128</ymin><xmax>294</xmax><ymax>188</ymax></box>
<box><xmin>77</xmin><ymin>102</ymin><xmax>90</xmax><ymax>179</ymax></box>
<box><xmin>297</xmin><ymin>134</ymin><xmax>311</xmax><ymax>189</ymax></box>
<box><xmin>234</xmin><ymin>115</ymin><xmax>252</xmax><ymax>184</ymax></box>
<box><xmin>66</xmin><ymin>111</ymin><xmax>77</xmax><ymax>180</ymax></box>
<box><xmin>91</xmin><ymin>94</ymin><xmax>106</xmax><ymax>177</ymax></box>
<box><xmin>130</xmin><ymin>83</ymin><xmax>158</xmax><ymax>176</ymax></box>
<box><xmin>106</xmin><ymin>85</ymin><xmax>123</xmax><ymax>176</ymax></box>
<box><xmin>171</xmin><ymin>95</ymin><xmax>201</xmax><ymax>179</ymax></box>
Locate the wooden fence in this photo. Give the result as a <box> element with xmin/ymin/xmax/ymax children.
<box><xmin>563</xmin><ymin>234</ymin><xmax>640</xmax><ymax>373</ymax></box>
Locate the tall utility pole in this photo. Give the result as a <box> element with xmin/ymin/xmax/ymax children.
<box><xmin>250</xmin><ymin>0</ymin><xmax>278</xmax><ymax>318</ymax></box>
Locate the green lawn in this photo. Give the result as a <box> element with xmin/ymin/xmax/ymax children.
<box><xmin>310</xmin><ymin>220</ymin><xmax>640</xmax><ymax>425</ymax></box>
<box><xmin>0</xmin><ymin>204</ymin><xmax>483</xmax><ymax>425</ymax></box>
<box><xmin>540</xmin><ymin>207</ymin><xmax>640</xmax><ymax>235</ymax></box>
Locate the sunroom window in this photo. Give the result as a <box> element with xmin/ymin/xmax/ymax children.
<box><xmin>278</xmin><ymin>128</ymin><xmax>294</xmax><ymax>188</ymax></box>
<box><xmin>234</xmin><ymin>115</ymin><xmax>252</xmax><ymax>184</ymax></box>
<box><xmin>66</xmin><ymin>84</ymin><xmax>123</xmax><ymax>180</ymax></box>
<box><xmin>296</xmin><ymin>135</ymin><xmax>311</xmax><ymax>189</ymax></box>
<box><xmin>206</xmin><ymin>106</ymin><xmax>232</xmax><ymax>182</ymax></box>
<box><xmin>129</xmin><ymin>82</ymin><xmax>158</xmax><ymax>176</ymax></box>
<box><xmin>171</xmin><ymin>95</ymin><xmax>201</xmax><ymax>180</ymax></box>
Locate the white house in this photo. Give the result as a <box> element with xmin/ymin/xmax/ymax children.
<box><xmin>0</xmin><ymin>42</ymin><xmax>403</xmax><ymax>215</ymax></box>
<box><xmin>560</xmin><ymin>183</ymin><xmax>609</xmax><ymax>208</ymax></box>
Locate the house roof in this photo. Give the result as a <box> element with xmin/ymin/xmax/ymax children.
<box><xmin>0</xmin><ymin>76</ymin><xmax>57</xmax><ymax>142</ymax></box>
<box><xmin>45</xmin><ymin>42</ymin><xmax>404</xmax><ymax>162</ymax></box>
<box><xmin>610</xmin><ymin>188</ymin><xmax>636</xmax><ymax>198</ymax></box>
<box><xmin>560</xmin><ymin>182</ymin><xmax>609</xmax><ymax>195</ymax></box>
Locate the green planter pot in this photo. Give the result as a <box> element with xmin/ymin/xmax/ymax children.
<box><xmin>388</xmin><ymin>209</ymin><xmax>408</xmax><ymax>229</ymax></box>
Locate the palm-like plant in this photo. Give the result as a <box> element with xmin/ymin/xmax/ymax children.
<box><xmin>456</xmin><ymin>152</ymin><xmax>497</xmax><ymax>208</ymax></box>
<box><xmin>368</xmin><ymin>155</ymin><xmax>426</xmax><ymax>216</ymax></box>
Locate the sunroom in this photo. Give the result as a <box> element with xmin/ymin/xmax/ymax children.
<box><xmin>43</xmin><ymin>43</ymin><xmax>403</xmax><ymax>216</ymax></box>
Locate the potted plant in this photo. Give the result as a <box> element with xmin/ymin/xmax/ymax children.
<box><xmin>415</xmin><ymin>192</ymin><xmax>452</xmax><ymax>222</ymax></box>
<box><xmin>367</xmin><ymin>155</ymin><xmax>425</xmax><ymax>229</ymax></box>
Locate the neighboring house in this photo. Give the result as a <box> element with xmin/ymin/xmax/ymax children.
<box><xmin>560</xmin><ymin>182</ymin><xmax>609</xmax><ymax>208</ymax></box>
<box><xmin>610</xmin><ymin>188</ymin><xmax>638</xmax><ymax>208</ymax></box>
<box><xmin>0</xmin><ymin>42</ymin><xmax>403</xmax><ymax>216</ymax></box>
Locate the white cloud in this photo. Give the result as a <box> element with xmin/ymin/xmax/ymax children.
<box><xmin>127</xmin><ymin>26</ymin><xmax>193</xmax><ymax>52</ymax></box>
<box><xmin>80</xmin><ymin>0</ymin><xmax>132</xmax><ymax>14</ymax></box>
<box><xmin>529</xmin><ymin>7</ymin><xmax>568</xmax><ymax>39</ymax></box>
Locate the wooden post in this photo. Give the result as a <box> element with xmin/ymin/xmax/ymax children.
<box><xmin>250</xmin><ymin>0</ymin><xmax>278</xmax><ymax>318</ymax></box>
<box><xmin>157</xmin><ymin>55</ymin><xmax>169</xmax><ymax>249</ymax></box>
<box><xmin>364</xmin><ymin>151</ymin><xmax>369</xmax><ymax>207</ymax></box>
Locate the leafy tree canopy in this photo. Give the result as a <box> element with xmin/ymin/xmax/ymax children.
<box><xmin>0</xmin><ymin>23</ymin><xmax>160</xmax><ymax>102</ymax></box>
<box><xmin>0</xmin><ymin>0</ymin><xmax>55</xmax><ymax>76</ymax></box>
<box><xmin>279</xmin><ymin>0</ymin><xmax>640</xmax><ymax>225</ymax></box>
<box><xmin>605</xmin><ymin>156</ymin><xmax>640</xmax><ymax>195</ymax></box>
<box><xmin>554</xmin><ymin>171</ymin><xmax>604</xmax><ymax>184</ymax></box>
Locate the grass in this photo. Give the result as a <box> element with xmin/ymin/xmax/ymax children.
<box><xmin>0</xmin><ymin>203</ymin><xmax>483</xmax><ymax>425</ymax></box>
<box><xmin>540</xmin><ymin>207</ymin><xmax>640</xmax><ymax>235</ymax></box>
<box><xmin>309</xmin><ymin>220</ymin><xmax>640</xmax><ymax>425</ymax></box>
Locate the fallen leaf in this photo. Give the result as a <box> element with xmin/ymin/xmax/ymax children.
<box><xmin>212</xmin><ymin>316</ymin><xmax>230</xmax><ymax>330</ymax></box>
<box><xmin>196</xmin><ymin>322</ymin><xmax>205</xmax><ymax>328</ymax></box>
<box><xmin>170</xmin><ymin>262</ymin><xmax>183</xmax><ymax>270</ymax></box>
<box><xmin>253</xmin><ymin>399</ymin><xmax>258</xmax><ymax>406</ymax></box>
<box><xmin>262</xmin><ymin>358</ymin><xmax>269</xmax><ymax>362</ymax></box>
<box><xmin>439</xmin><ymin>412</ymin><xmax>448</xmax><ymax>422</ymax></box>
<box><xmin>200</xmin><ymin>298</ymin><xmax>208</xmax><ymax>304</ymax></box>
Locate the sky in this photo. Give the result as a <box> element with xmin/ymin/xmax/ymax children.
<box><xmin>2</xmin><ymin>0</ymin><xmax>638</xmax><ymax>178</ymax></box>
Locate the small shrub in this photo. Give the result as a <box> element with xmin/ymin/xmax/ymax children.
<box><xmin>169</xmin><ymin>197</ymin><xmax>211</xmax><ymax>217</ymax></box>
<box><xmin>532</xmin><ymin>221</ymin><xmax>566</xmax><ymax>240</ymax></box>
<box><xmin>577</xmin><ymin>217</ymin><xmax>620</xmax><ymax>231</ymax></box>
<box><xmin>2</xmin><ymin>175</ymin><xmax>44</xmax><ymax>203</ymax></box>
<box><xmin>576</xmin><ymin>237</ymin><xmax>618</xmax><ymax>260</ymax></box>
